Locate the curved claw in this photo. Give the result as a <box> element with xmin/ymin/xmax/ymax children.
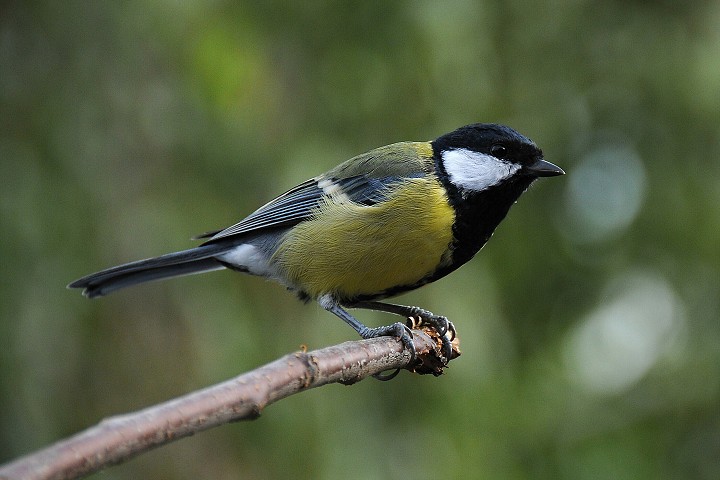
<box><xmin>434</xmin><ymin>318</ymin><xmax>449</xmax><ymax>337</ymax></box>
<box><xmin>406</xmin><ymin>309</ymin><xmax>455</xmax><ymax>362</ymax></box>
<box><xmin>408</xmin><ymin>307</ymin><xmax>448</xmax><ymax>333</ymax></box>
<box><xmin>373</xmin><ymin>369</ymin><xmax>402</xmax><ymax>381</ymax></box>
<box><xmin>440</xmin><ymin>333</ymin><xmax>453</xmax><ymax>361</ymax></box>
<box><xmin>446</xmin><ymin>320</ymin><xmax>457</xmax><ymax>342</ymax></box>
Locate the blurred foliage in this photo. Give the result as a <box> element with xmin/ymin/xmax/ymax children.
<box><xmin>2</xmin><ymin>0</ymin><xmax>720</xmax><ymax>478</ymax></box>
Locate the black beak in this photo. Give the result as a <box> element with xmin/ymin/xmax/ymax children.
<box><xmin>526</xmin><ymin>158</ymin><xmax>565</xmax><ymax>177</ymax></box>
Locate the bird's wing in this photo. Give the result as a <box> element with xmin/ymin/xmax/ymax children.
<box><xmin>199</xmin><ymin>179</ymin><xmax>321</xmax><ymax>241</ymax></box>
<box><xmin>201</xmin><ymin>142</ymin><xmax>435</xmax><ymax>243</ymax></box>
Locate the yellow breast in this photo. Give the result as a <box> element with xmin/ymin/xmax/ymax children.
<box><xmin>273</xmin><ymin>177</ymin><xmax>455</xmax><ymax>300</ymax></box>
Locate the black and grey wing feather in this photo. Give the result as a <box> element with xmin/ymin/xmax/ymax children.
<box><xmin>202</xmin><ymin>179</ymin><xmax>323</xmax><ymax>241</ymax></box>
<box><xmin>202</xmin><ymin>175</ymin><xmax>411</xmax><ymax>243</ymax></box>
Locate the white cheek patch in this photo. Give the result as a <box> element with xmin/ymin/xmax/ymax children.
<box><xmin>442</xmin><ymin>148</ymin><xmax>520</xmax><ymax>192</ymax></box>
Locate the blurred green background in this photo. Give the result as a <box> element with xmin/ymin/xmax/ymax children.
<box><xmin>2</xmin><ymin>1</ymin><xmax>719</xmax><ymax>478</ymax></box>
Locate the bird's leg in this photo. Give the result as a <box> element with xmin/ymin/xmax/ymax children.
<box><xmin>318</xmin><ymin>295</ymin><xmax>415</xmax><ymax>380</ymax></box>
<box><xmin>348</xmin><ymin>301</ymin><xmax>455</xmax><ymax>362</ymax></box>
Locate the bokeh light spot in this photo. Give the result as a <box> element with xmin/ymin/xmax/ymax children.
<box><xmin>564</xmin><ymin>271</ymin><xmax>685</xmax><ymax>395</ymax></box>
<box><xmin>563</xmin><ymin>144</ymin><xmax>647</xmax><ymax>244</ymax></box>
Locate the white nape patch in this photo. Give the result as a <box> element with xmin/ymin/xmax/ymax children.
<box><xmin>317</xmin><ymin>178</ymin><xmax>350</xmax><ymax>202</ymax></box>
<box><xmin>217</xmin><ymin>244</ymin><xmax>274</xmax><ymax>278</ymax></box>
<box><xmin>442</xmin><ymin>148</ymin><xmax>520</xmax><ymax>192</ymax></box>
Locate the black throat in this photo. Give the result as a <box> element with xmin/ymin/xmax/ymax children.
<box><xmin>432</xmin><ymin>150</ymin><xmax>536</xmax><ymax>279</ymax></box>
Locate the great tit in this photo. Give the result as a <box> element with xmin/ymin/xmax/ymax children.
<box><xmin>69</xmin><ymin>123</ymin><xmax>564</xmax><ymax>365</ymax></box>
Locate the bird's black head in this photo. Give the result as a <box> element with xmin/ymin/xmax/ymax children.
<box><xmin>427</xmin><ymin>123</ymin><xmax>565</xmax><ymax>275</ymax></box>
<box><xmin>432</xmin><ymin>123</ymin><xmax>564</xmax><ymax>196</ymax></box>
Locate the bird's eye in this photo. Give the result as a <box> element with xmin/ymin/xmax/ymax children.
<box><xmin>491</xmin><ymin>144</ymin><xmax>508</xmax><ymax>159</ymax></box>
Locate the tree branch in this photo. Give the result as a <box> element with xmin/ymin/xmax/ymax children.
<box><xmin>0</xmin><ymin>327</ymin><xmax>459</xmax><ymax>480</ymax></box>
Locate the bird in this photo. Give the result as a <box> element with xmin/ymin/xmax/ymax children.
<box><xmin>69</xmin><ymin>123</ymin><xmax>564</xmax><ymax>370</ymax></box>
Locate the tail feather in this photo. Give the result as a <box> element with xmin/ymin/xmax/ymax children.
<box><xmin>68</xmin><ymin>244</ymin><xmax>230</xmax><ymax>298</ymax></box>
